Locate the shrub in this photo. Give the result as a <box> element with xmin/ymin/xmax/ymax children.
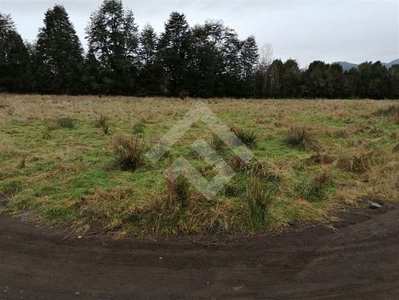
<box><xmin>112</xmin><ymin>134</ymin><xmax>145</xmax><ymax>171</ymax></box>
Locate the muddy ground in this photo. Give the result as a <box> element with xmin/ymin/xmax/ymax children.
<box><xmin>1</xmin><ymin>203</ymin><xmax>399</xmax><ymax>300</ymax></box>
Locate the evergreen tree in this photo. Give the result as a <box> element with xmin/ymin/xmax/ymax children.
<box><xmin>157</xmin><ymin>12</ymin><xmax>191</xmax><ymax>96</ymax></box>
<box><xmin>389</xmin><ymin>65</ymin><xmax>399</xmax><ymax>99</ymax></box>
<box><xmin>185</xmin><ymin>23</ymin><xmax>222</xmax><ymax>97</ymax></box>
<box><xmin>35</xmin><ymin>5</ymin><xmax>84</xmax><ymax>94</ymax></box>
<box><xmin>86</xmin><ymin>0</ymin><xmax>139</xmax><ymax>94</ymax></box>
<box><xmin>0</xmin><ymin>13</ymin><xmax>31</xmax><ymax>92</ymax></box>
<box><xmin>281</xmin><ymin>59</ymin><xmax>301</xmax><ymax>98</ymax></box>
<box><xmin>240</xmin><ymin>36</ymin><xmax>259</xmax><ymax>97</ymax></box>
<box><xmin>136</xmin><ymin>24</ymin><xmax>162</xmax><ymax>95</ymax></box>
<box><xmin>302</xmin><ymin>61</ymin><xmax>333</xmax><ymax>98</ymax></box>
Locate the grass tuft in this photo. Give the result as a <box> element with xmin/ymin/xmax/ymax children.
<box><xmin>228</xmin><ymin>154</ymin><xmax>249</xmax><ymax>172</ymax></box>
<box><xmin>166</xmin><ymin>160</ymin><xmax>191</xmax><ymax>209</ymax></box>
<box><xmin>250</xmin><ymin>161</ymin><xmax>280</xmax><ymax>182</ymax></box>
<box><xmin>373</xmin><ymin>105</ymin><xmax>399</xmax><ymax>124</ymax></box>
<box><xmin>95</xmin><ymin>115</ymin><xmax>109</xmax><ymax>135</ymax></box>
<box><xmin>298</xmin><ymin>170</ymin><xmax>331</xmax><ymax>202</ymax></box>
<box><xmin>112</xmin><ymin>134</ymin><xmax>146</xmax><ymax>171</ymax></box>
<box><xmin>210</xmin><ymin>133</ymin><xmax>225</xmax><ymax>152</ymax></box>
<box><xmin>56</xmin><ymin>117</ymin><xmax>75</xmax><ymax>129</ymax></box>
<box><xmin>245</xmin><ymin>179</ymin><xmax>274</xmax><ymax>230</ymax></box>
<box><xmin>337</xmin><ymin>150</ymin><xmax>374</xmax><ymax>174</ymax></box>
<box><xmin>133</xmin><ymin>122</ymin><xmax>145</xmax><ymax>135</ymax></box>
<box><xmin>230</xmin><ymin>126</ymin><xmax>257</xmax><ymax>148</ymax></box>
<box><xmin>285</xmin><ymin>126</ymin><xmax>318</xmax><ymax>151</ymax></box>
<box><xmin>307</xmin><ymin>153</ymin><xmax>336</xmax><ymax>165</ymax></box>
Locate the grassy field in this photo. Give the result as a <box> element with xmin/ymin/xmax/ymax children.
<box><xmin>0</xmin><ymin>94</ymin><xmax>398</xmax><ymax>237</ymax></box>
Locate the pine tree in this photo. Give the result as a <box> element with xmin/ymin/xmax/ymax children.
<box><xmin>185</xmin><ymin>23</ymin><xmax>222</xmax><ymax>97</ymax></box>
<box><xmin>0</xmin><ymin>13</ymin><xmax>31</xmax><ymax>92</ymax></box>
<box><xmin>137</xmin><ymin>24</ymin><xmax>162</xmax><ymax>96</ymax></box>
<box><xmin>157</xmin><ymin>12</ymin><xmax>191</xmax><ymax>96</ymax></box>
<box><xmin>240</xmin><ymin>36</ymin><xmax>259</xmax><ymax>97</ymax></box>
<box><xmin>35</xmin><ymin>5</ymin><xmax>84</xmax><ymax>94</ymax></box>
<box><xmin>86</xmin><ymin>0</ymin><xmax>139</xmax><ymax>95</ymax></box>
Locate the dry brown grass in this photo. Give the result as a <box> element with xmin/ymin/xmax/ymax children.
<box><xmin>1</xmin><ymin>94</ymin><xmax>398</xmax><ymax>236</ymax></box>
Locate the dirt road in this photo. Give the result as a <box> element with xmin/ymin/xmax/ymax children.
<box><xmin>1</xmin><ymin>204</ymin><xmax>399</xmax><ymax>300</ymax></box>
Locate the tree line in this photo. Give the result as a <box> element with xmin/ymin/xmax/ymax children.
<box><xmin>0</xmin><ymin>0</ymin><xmax>398</xmax><ymax>99</ymax></box>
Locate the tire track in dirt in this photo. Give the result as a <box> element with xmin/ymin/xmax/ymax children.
<box><xmin>1</xmin><ymin>205</ymin><xmax>398</xmax><ymax>299</ymax></box>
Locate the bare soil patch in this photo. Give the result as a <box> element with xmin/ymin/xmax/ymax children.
<box><xmin>1</xmin><ymin>203</ymin><xmax>398</xmax><ymax>299</ymax></box>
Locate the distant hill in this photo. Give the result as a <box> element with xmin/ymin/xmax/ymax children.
<box><xmin>334</xmin><ymin>61</ymin><xmax>358</xmax><ymax>71</ymax></box>
<box><xmin>384</xmin><ymin>59</ymin><xmax>399</xmax><ymax>69</ymax></box>
<box><xmin>335</xmin><ymin>59</ymin><xmax>399</xmax><ymax>71</ymax></box>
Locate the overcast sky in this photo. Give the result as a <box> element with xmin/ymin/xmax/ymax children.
<box><xmin>1</xmin><ymin>0</ymin><xmax>398</xmax><ymax>67</ymax></box>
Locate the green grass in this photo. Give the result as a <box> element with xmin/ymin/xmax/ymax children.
<box><xmin>0</xmin><ymin>95</ymin><xmax>398</xmax><ymax>236</ymax></box>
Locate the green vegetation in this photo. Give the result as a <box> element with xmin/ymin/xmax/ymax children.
<box><xmin>0</xmin><ymin>95</ymin><xmax>398</xmax><ymax>237</ymax></box>
<box><xmin>1</xmin><ymin>2</ymin><xmax>399</xmax><ymax>99</ymax></box>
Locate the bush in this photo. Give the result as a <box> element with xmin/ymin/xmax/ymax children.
<box><xmin>112</xmin><ymin>134</ymin><xmax>145</xmax><ymax>171</ymax></box>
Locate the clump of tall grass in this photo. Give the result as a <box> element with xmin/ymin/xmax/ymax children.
<box><xmin>373</xmin><ymin>105</ymin><xmax>399</xmax><ymax>124</ymax></box>
<box><xmin>245</xmin><ymin>179</ymin><xmax>275</xmax><ymax>230</ymax></box>
<box><xmin>166</xmin><ymin>161</ymin><xmax>191</xmax><ymax>209</ymax></box>
<box><xmin>95</xmin><ymin>115</ymin><xmax>109</xmax><ymax>135</ymax></box>
<box><xmin>56</xmin><ymin>117</ymin><xmax>75</xmax><ymax>129</ymax></box>
<box><xmin>133</xmin><ymin>122</ymin><xmax>145</xmax><ymax>135</ymax></box>
<box><xmin>250</xmin><ymin>161</ymin><xmax>280</xmax><ymax>182</ymax></box>
<box><xmin>112</xmin><ymin>134</ymin><xmax>145</xmax><ymax>171</ymax></box>
<box><xmin>230</xmin><ymin>126</ymin><xmax>257</xmax><ymax>148</ymax></box>
<box><xmin>210</xmin><ymin>133</ymin><xmax>225</xmax><ymax>152</ymax></box>
<box><xmin>298</xmin><ymin>170</ymin><xmax>331</xmax><ymax>202</ymax></box>
<box><xmin>337</xmin><ymin>150</ymin><xmax>374</xmax><ymax>174</ymax></box>
<box><xmin>285</xmin><ymin>126</ymin><xmax>318</xmax><ymax>151</ymax></box>
<box><xmin>228</xmin><ymin>154</ymin><xmax>249</xmax><ymax>172</ymax></box>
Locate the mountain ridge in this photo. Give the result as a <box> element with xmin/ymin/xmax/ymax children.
<box><xmin>335</xmin><ymin>59</ymin><xmax>399</xmax><ymax>71</ymax></box>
